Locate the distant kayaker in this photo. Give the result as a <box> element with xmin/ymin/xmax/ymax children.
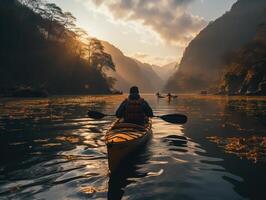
<box><xmin>167</xmin><ymin>93</ymin><xmax>177</xmax><ymax>99</ymax></box>
<box><xmin>156</xmin><ymin>92</ymin><xmax>165</xmax><ymax>98</ymax></box>
<box><xmin>167</xmin><ymin>93</ymin><xmax>172</xmax><ymax>102</ymax></box>
<box><xmin>116</xmin><ymin>86</ymin><xmax>153</xmax><ymax>125</ymax></box>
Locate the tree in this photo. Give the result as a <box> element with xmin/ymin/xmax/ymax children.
<box><xmin>57</xmin><ymin>11</ymin><xmax>77</xmax><ymax>40</ymax></box>
<box><xmin>70</xmin><ymin>27</ymin><xmax>88</xmax><ymax>62</ymax></box>
<box><xmin>106</xmin><ymin>76</ymin><xmax>116</xmax><ymax>89</ymax></box>
<box><xmin>62</xmin><ymin>12</ymin><xmax>76</xmax><ymax>29</ymax></box>
<box><xmin>39</xmin><ymin>3</ymin><xmax>64</xmax><ymax>39</ymax></box>
<box><xmin>87</xmin><ymin>38</ymin><xmax>104</xmax><ymax>65</ymax></box>
<box><xmin>19</xmin><ymin>0</ymin><xmax>43</xmax><ymax>12</ymax></box>
<box><xmin>87</xmin><ymin>38</ymin><xmax>115</xmax><ymax>72</ymax></box>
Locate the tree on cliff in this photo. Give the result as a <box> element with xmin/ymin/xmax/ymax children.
<box><xmin>87</xmin><ymin>38</ymin><xmax>115</xmax><ymax>73</ymax></box>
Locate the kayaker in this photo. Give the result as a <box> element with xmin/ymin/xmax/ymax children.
<box><xmin>116</xmin><ymin>86</ymin><xmax>153</xmax><ymax>125</ymax></box>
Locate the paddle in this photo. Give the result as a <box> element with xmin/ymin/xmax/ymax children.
<box><xmin>158</xmin><ymin>114</ymin><xmax>187</xmax><ymax>124</ymax></box>
<box><xmin>87</xmin><ymin>110</ymin><xmax>187</xmax><ymax>124</ymax></box>
<box><xmin>87</xmin><ymin>110</ymin><xmax>115</xmax><ymax>119</ymax></box>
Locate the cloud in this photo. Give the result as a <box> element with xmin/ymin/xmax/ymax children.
<box><xmin>132</xmin><ymin>52</ymin><xmax>178</xmax><ymax>66</ymax></box>
<box><xmin>91</xmin><ymin>0</ymin><xmax>207</xmax><ymax>47</ymax></box>
<box><xmin>91</xmin><ymin>0</ymin><xmax>104</xmax><ymax>6</ymax></box>
<box><xmin>133</xmin><ymin>52</ymin><xmax>149</xmax><ymax>59</ymax></box>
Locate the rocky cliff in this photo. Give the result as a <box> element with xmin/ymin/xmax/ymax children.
<box><xmin>165</xmin><ymin>0</ymin><xmax>266</xmax><ymax>93</ymax></box>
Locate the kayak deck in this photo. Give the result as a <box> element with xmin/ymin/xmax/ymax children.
<box><xmin>106</xmin><ymin>123</ymin><xmax>148</xmax><ymax>143</ymax></box>
<box><xmin>105</xmin><ymin>119</ymin><xmax>152</xmax><ymax>172</ymax></box>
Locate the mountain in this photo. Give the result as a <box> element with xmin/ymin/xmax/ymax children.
<box><xmin>103</xmin><ymin>41</ymin><xmax>164</xmax><ymax>92</ymax></box>
<box><xmin>152</xmin><ymin>62</ymin><xmax>179</xmax><ymax>82</ymax></box>
<box><xmin>221</xmin><ymin>24</ymin><xmax>266</xmax><ymax>95</ymax></box>
<box><xmin>134</xmin><ymin>60</ymin><xmax>164</xmax><ymax>90</ymax></box>
<box><xmin>165</xmin><ymin>0</ymin><xmax>266</xmax><ymax>92</ymax></box>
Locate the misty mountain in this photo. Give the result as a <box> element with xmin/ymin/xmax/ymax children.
<box><xmin>103</xmin><ymin>41</ymin><xmax>164</xmax><ymax>92</ymax></box>
<box><xmin>165</xmin><ymin>0</ymin><xmax>266</xmax><ymax>92</ymax></box>
<box><xmin>152</xmin><ymin>62</ymin><xmax>179</xmax><ymax>82</ymax></box>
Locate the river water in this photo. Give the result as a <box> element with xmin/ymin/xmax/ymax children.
<box><xmin>0</xmin><ymin>94</ymin><xmax>266</xmax><ymax>200</ymax></box>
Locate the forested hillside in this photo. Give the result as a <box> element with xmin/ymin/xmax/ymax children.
<box><xmin>0</xmin><ymin>0</ymin><xmax>115</xmax><ymax>95</ymax></box>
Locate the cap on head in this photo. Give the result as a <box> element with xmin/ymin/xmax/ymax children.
<box><xmin>129</xmin><ymin>86</ymin><xmax>139</xmax><ymax>94</ymax></box>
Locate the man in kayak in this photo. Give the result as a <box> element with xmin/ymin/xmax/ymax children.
<box><xmin>116</xmin><ymin>86</ymin><xmax>153</xmax><ymax>125</ymax></box>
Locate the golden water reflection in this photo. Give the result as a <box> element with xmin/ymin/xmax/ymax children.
<box><xmin>208</xmin><ymin>136</ymin><xmax>266</xmax><ymax>163</ymax></box>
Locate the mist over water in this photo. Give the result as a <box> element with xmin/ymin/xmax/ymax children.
<box><xmin>0</xmin><ymin>95</ymin><xmax>265</xmax><ymax>200</ymax></box>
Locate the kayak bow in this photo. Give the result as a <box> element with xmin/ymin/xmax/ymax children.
<box><xmin>105</xmin><ymin>119</ymin><xmax>152</xmax><ymax>172</ymax></box>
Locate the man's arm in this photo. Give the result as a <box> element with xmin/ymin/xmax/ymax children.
<box><xmin>115</xmin><ymin>100</ymin><xmax>127</xmax><ymax>118</ymax></box>
<box><xmin>142</xmin><ymin>101</ymin><xmax>154</xmax><ymax>117</ymax></box>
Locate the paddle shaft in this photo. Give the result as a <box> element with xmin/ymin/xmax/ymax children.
<box><xmin>88</xmin><ymin>111</ymin><xmax>187</xmax><ymax>124</ymax></box>
<box><xmin>102</xmin><ymin>114</ymin><xmax>169</xmax><ymax>118</ymax></box>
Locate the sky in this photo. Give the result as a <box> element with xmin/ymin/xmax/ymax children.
<box><xmin>48</xmin><ymin>0</ymin><xmax>237</xmax><ymax>66</ymax></box>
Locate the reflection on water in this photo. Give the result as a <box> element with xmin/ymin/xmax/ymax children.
<box><xmin>0</xmin><ymin>95</ymin><xmax>266</xmax><ymax>200</ymax></box>
<box><xmin>108</xmin><ymin>144</ymin><xmax>151</xmax><ymax>200</ymax></box>
<box><xmin>208</xmin><ymin>136</ymin><xmax>266</xmax><ymax>163</ymax></box>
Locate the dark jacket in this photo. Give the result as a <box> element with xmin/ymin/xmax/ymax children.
<box><xmin>115</xmin><ymin>94</ymin><xmax>153</xmax><ymax>118</ymax></box>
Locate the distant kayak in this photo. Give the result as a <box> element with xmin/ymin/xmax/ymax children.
<box><xmin>105</xmin><ymin>119</ymin><xmax>152</xmax><ymax>172</ymax></box>
<box><xmin>168</xmin><ymin>95</ymin><xmax>178</xmax><ymax>98</ymax></box>
<box><xmin>156</xmin><ymin>94</ymin><xmax>166</xmax><ymax>98</ymax></box>
<box><xmin>111</xmin><ymin>90</ymin><xmax>123</xmax><ymax>95</ymax></box>
<box><xmin>157</xmin><ymin>93</ymin><xmax>178</xmax><ymax>99</ymax></box>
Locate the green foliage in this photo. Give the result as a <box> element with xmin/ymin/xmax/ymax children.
<box><xmin>0</xmin><ymin>0</ymin><xmax>116</xmax><ymax>94</ymax></box>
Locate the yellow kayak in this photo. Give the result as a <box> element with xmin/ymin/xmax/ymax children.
<box><xmin>105</xmin><ymin>119</ymin><xmax>152</xmax><ymax>172</ymax></box>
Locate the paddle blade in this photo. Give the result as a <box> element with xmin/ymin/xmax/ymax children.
<box><xmin>159</xmin><ymin>114</ymin><xmax>187</xmax><ymax>124</ymax></box>
<box><xmin>87</xmin><ymin>111</ymin><xmax>106</xmax><ymax>119</ymax></box>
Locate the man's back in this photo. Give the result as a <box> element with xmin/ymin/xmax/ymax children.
<box><xmin>116</xmin><ymin>87</ymin><xmax>153</xmax><ymax>125</ymax></box>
